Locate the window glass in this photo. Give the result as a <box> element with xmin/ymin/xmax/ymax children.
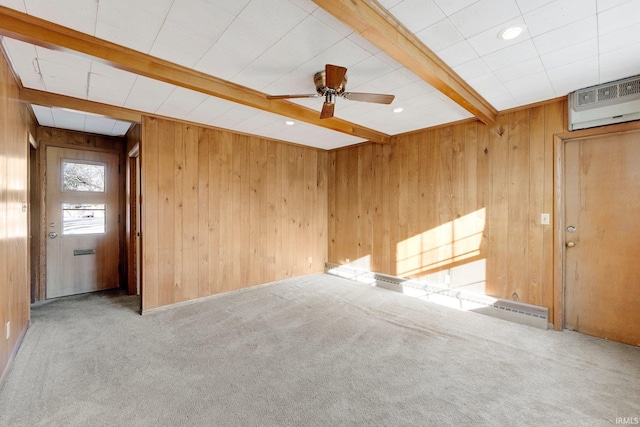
<box><xmin>63</xmin><ymin>161</ymin><xmax>105</xmax><ymax>192</ymax></box>
<box><xmin>62</xmin><ymin>204</ymin><xmax>106</xmax><ymax>235</ymax></box>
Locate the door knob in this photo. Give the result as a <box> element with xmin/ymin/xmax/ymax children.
<box><xmin>566</xmin><ymin>240</ymin><xmax>575</xmax><ymax>248</ymax></box>
<box><xmin>49</xmin><ymin>232</ymin><xmax>58</xmax><ymax>239</ymax></box>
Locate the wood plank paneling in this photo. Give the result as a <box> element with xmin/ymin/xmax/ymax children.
<box><xmin>140</xmin><ymin>117</ymin><xmax>328</xmax><ymax>311</ymax></box>
<box><xmin>0</xmin><ymin>47</ymin><xmax>32</xmax><ymax>384</ymax></box>
<box><xmin>328</xmin><ymin>100</ymin><xmax>567</xmax><ymax>317</ymax></box>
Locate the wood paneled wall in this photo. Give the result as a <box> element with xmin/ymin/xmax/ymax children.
<box><xmin>140</xmin><ymin>116</ymin><xmax>327</xmax><ymax>311</ymax></box>
<box><xmin>328</xmin><ymin>100</ymin><xmax>566</xmax><ymax>320</ymax></box>
<box><xmin>0</xmin><ymin>49</ymin><xmax>32</xmax><ymax>384</ymax></box>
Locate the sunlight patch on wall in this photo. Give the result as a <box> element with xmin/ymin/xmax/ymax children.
<box><xmin>396</xmin><ymin>208</ymin><xmax>486</xmax><ymax>279</ymax></box>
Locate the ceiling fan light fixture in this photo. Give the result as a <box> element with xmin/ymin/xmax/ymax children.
<box><xmin>498</xmin><ymin>25</ymin><xmax>524</xmax><ymax>40</ymax></box>
<box><xmin>285</xmin><ymin>120</ymin><xmax>295</xmax><ymax>126</ymax></box>
<box><xmin>393</xmin><ymin>107</ymin><xmax>404</xmax><ymax>113</ymax></box>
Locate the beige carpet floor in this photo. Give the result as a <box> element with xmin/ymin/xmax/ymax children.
<box><xmin>0</xmin><ymin>273</ymin><xmax>638</xmax><ymax>426</ymax></box>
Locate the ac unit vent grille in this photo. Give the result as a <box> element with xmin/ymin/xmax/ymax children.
<box><xmin>577</xmin><ymin>90</ymin><xmax>596</xmax><ymax>106</ymax></box>
<box><xmin>597</xmin><ymin>84</ymin><xmax>617</xmax><ymax>101</ymax></box>
<box><xmin>574</xmin><ymin>75</ymin><xmax>640</xmax><ymax>111</ymax></box>
<box><xmin>619</xmin><ymin>79</ymin><xmax>640</xmax><ymax>96</ymax></box>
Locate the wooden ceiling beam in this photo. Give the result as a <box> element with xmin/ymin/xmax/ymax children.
<box><xmin>21</xmin><ymin>88</ymin><xmax>142</xmax><ymax>123</ymax></box>
<box><xmin>313</xmin><ymin>0</ymin><xmax>497</xmax><ymax>125</ymax></box>
<box><xmin>0</xmin><ymin>6</ymin><xmax>390</xmax><ymax>144</ymax></box>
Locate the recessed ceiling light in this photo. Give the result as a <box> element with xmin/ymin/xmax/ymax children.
<box><xmin>285</xmin><ymin>120</ymin><xmax>295</xmax><ymax>126</ymax></box>
<box><xmin>498</xmin><ymin>26</ymin><xmax>524</xmax><ymax>41</ymax></box>
<box><xmin>393</xmin><ymin>107</ymin><xmax>404</xmax><ymax>113</ymax></box>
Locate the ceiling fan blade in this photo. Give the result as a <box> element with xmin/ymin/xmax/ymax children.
<box><xmin>267</xmin><ymin>94</ymin><xmax>319</xmax><ymax>100</ymax></box>
<box><xmin>320</xmin><ymin>102</ymin><xmax>335</xmax><ymax>119</ymax></box>
<box><xmin>343</xmin><ymin>92</ymin><xmax>395</xmax><ymax>104</ymax></box>
<box><xmin>325</xmin><ymin>64</ymin><xmax>347</xmax><ymax>90</ymax></box>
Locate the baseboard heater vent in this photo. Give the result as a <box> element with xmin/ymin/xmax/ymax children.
<box><xmin>325</xmin><ymin>263</ymin><xmax>549</xmax><ymax>330</ymax></box>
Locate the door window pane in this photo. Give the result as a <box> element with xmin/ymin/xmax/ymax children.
<box><xmin>63</xmin><ymin>161</ymin><xmax>105</xmax><ymax>192</ymax></box>
<box><xmin>62</xmin><ymin>204</ymin><xmax>106</xmax><ymax>235</ymax></box>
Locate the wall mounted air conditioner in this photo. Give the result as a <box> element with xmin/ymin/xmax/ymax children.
<box><xmin>569</xmin><ymin>75</ymin><xmax>640</xmax><ymax>131</ymax></box>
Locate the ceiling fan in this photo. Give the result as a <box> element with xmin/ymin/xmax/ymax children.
<box><xmin>267</xmin><ymin>64</ymin><xmax>395</xmax><ymax>119</ymax></box>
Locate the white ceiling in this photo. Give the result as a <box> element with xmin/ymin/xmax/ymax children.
<box><xmin>1</xmin><ymin>0</ymin><xmax>639</xmax><ymax>148</ymax></box>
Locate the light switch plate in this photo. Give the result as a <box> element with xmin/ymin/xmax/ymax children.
<box><xmin>541</xmin><ymin>213</ymin><xmax>550</xmax><ymax>225</ymax></box>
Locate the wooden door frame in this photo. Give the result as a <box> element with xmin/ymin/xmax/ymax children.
<box><xmin>35</xmin><ymin>129</ymin><xmax>126</xmax><ymax>301</ymax></box>
<box><xmin>552</xmin><ymin>120</ymin><xmax>640</xmax><ymax>331</ymax></box>
<box><xmin>126</xmin><ymin>143</ymin><xmax>140</xmax><ymax>296</ymax></box>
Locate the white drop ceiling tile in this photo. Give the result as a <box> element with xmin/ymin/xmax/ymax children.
<box><xmin>95</xmin><ymin>0</ymin><xmax>173</xmax><ymax>53</ymax></box>
<box><xmin>164</xmin><ymin>0</ymin><xmax>234</xmax><ymax>41</ymax></box>
<box><xmin>515</xmin><ymin>0</ymin><xmax>555</xmax><ymax>13</ymax></box>
<box><xmin>540</xmin><ymin>38</ymin><xmax>598</xmax><ymax>71</ymax></box>
<box><xmin>466</xmin><ymin>17</ymin><xmax>530</xmax><ymax>57</ymax></box>
<box><xmin>504</xmin><ymin>71</ymin><xmax>556</xmax><ymax>104</ymax></box>
<box><xmin>436</xmin><ymin>40</ymin><xmax>479</xmax><ymax>67</ymax></box>
<box><xmin>1</xmin><ymin>38</ymin><xmax>46</xmax><ymax>90</ymax></box>
<box><xmin>150</xmin><ymin>21</ymin><xmax>221</xmax><ymax>68</ymax></box>
<box><xmin>486</xmin><ymin>91</ymin><xmax>519</xmax><ymax>110</ymax></box>
<box><xmin>50</xmin><ymin>108</ymin><xmax>86</xmax><ymax>133</ymax></box>
<box><xmin>185</xmin><ymin>97</ymin><xmax>235</xmax><ymax>125</ymax></box>
<box><xmin>155</xmin><ymin>87</ymin><xmax>209</xmax><ymax>118</ymax></box>
<box><xmin>278</xmin><ymin>15</ymin><xmax>344</xmax><ymax>63</ymax></box>
<box><xmin>84</xmin><ymin>115</ymin><xmax>117</xmax><ymax>136</ymax></box>
<box><xmin>395</xmin><ymin>67</ymin><xmax>425</xmax><ymax>84</ymax></box>
<box><xmin>392</xmin><ymin>82</ymin><xmax>434</xmax><ymax>100</ymax></box>
<box><xmin>347</xmin><ymin>33</ymin><xmax>382</xmax><ymax>55</ymax></box>
<box><xmin>375</xmin><ymin>52</ymin><xmax>405</xmax><ymax>71</ymax></box>
<box><xmin>236</xmin><ymin>112</ymin><xmax>284</xmax><ymax>134</ymax></box>
<box><xmin>599</xmin><ymin>24</ymin><xmax>640</xmax><ymax>53</ymax></box>
<box><xmin>35</xmin><ymin>48</ymin><xmax>91</xmax><ymax>99</ymax></box>
<box><xmin>112</xmin><ymin>121</ymin><xmax>133</xmax><ymax>136</ymax></box>
<box><xmin>35</xmin><ymin>45</ymin><xmax>92</xmax><ymax>78</ymax></box>
<box><xmin>87</xmin><ymin>62</ymin><xmax>137</xmax><ymax>106</ymax></box>
<box><xmin>31</xmin><ymin>105</ymin><xmax>54</xmax><ymax>127</ymax></box>
<box><xmin>363</xmin><ymin>69</ymin><xmax>414</xmax><ymax>93</ymax></box>
<box><xmin>0</xmin><ymin>0</ymin><xmax>25</xmax><ymax>11</ymax></box>
<box><xmin>379</xmin><ymin>0</ymin><xmax>404</xmax><ymax>9</ymax></box>
<box><xmin>288</xmin><ymin>0</ymin><xmax>319</xmax><ymax>14</ymax></box>
<box><xmin>597</xmin><ymin>1</ymin><xmax>640</xmax><ymax>35</ymax></box>
<box><xmin>88</xmin><ymin>73</ymin><xmax>132</xmax><ymax>106</ymax></box>
<box><xmin>308</xmin><ymin>37</ymin><xmax>373</xmax><ymax>70</ymax></box>
<box><xmin>482</xmin><ymin>39</ymin><xmax>538</xmax><ymax>71</ymax></box>
<box><xmin>342</xmin><ymin>56</ymin><xmax>397</xmax><ymax>89</ymax></box>
<box><xmin>433</xmin><ymin>0</ymin><xmax>479</xmax><ymax>15</ymax></box>
<box><xmin>403</xmin><ymin>91</ymin><xmax>445</xmax><ymax>109</ymax></box>
<box><xmin>233</xmin><ymin>49</ymin><xmax>300</xmax><ymax>91</ymax></box>
<box><xmin>547</xmin><ymin>57</ymin><xmax>599</xmax><ymax>95</ymax></box>
<box><xmin>124</xmin><ymin>77</ymin><xmax>175</xmax><ymax>113</ymax></box>
<box><xmin>237</xmin><ymin>0</ymin><xmax>309</xmax><ymax>43</ymax></box>
<box><xmin>211</xmin><ymin>107</ymin><xmax>260</xmax><ymax>129</ymax></box>
<box><xmin>205</xmin><ymin>0</ymin><xmax>251</xmax><ymax>15</ymax></box>
<box><xmin>195</xmin><ymin>19</ymin><xmax>275</xmax><ymax>80</ymax></box>
<box><xmin>599</xmin><ymin>45</ymin><xmax>640</xmax><ymax>83</ymax></box>
<box><xmin>25</xmin><ymin>0</ymin><xmax>98</xmax><ymax>35</ymax></box>
<box><xmin>465</xmin><ymin>72</ymin><xmax>517</xmax><ymax>108</ymax></box>
<box><xmin>531</xmin><ymin>16</ymin><xmax>596</xmax><ymax>56</ymax></box>
<box><xmin>493</xmin><ymin>56</ymin><xmax>545</xmax><ymax>84</ymax></box>
<box><xmin>449</xmin><ymin>0</ymin><xmax>521</xmax><ymax>38</ymax></box>
<box><xmin>388</xmin><ymin>0</ymin><xmax>446</xmax><ymax>33</ymax></box>
<box><xmin>597</xmin><ymin>0</ymin><xmax>633</xmax><ymax>12</ymax></box>
<box><xmin>416</xmin><ymin>19</ymin><xmax>465</xmax><ymax>53</ymax></box>
<box><xmin>311</xmin><ymin>6</ymin><xmax>353</xmax><ymax>37</ymax></box>
<box><xmin>523</xmin><ymin>0</ymin><xmax>596</xmax><ymax>37</ymax></box>
<box><xmin>453</xmin><ymin>58</ymin><xmax>492</xmax><ymax>82</ymax></box>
